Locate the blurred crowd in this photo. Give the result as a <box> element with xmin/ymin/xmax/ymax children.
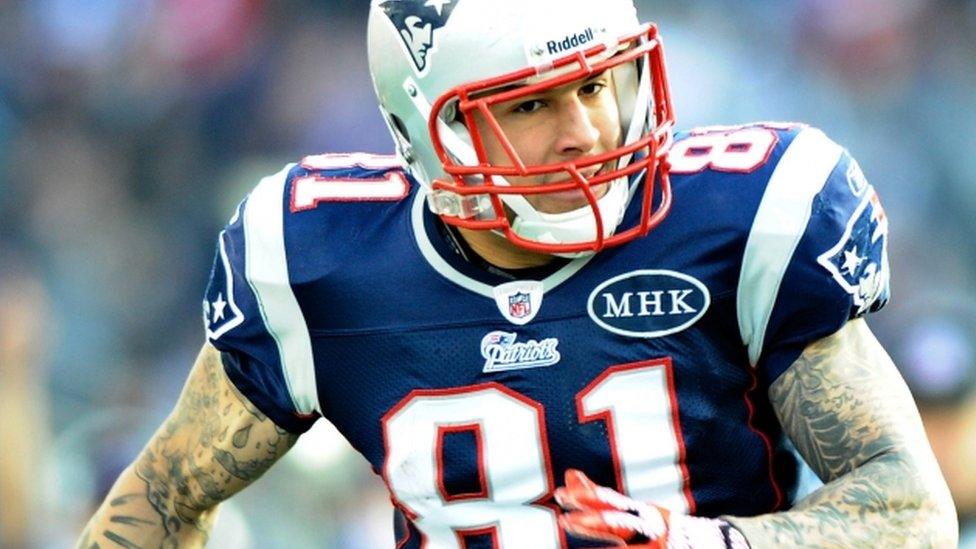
<box><xmin>0</xmin><ymin>0</ymin><xmax>974</xmax><ymax>547</ymax></box>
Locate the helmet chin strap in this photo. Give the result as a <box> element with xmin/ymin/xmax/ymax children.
<box><xmin>503</xmin><ymin>175</ymin><xmax>631</xmax><ymax>257</ymax></box>
<box><xmin>491</xmin><ymin>63</ymin><xmax>651</xmax><ymax>256</ymax></box>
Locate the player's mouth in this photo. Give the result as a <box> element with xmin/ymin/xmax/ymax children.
<box><xmin>535</xmin><ymin>164</ymin><xmax>611</xmax><ymax>213</ymax></box>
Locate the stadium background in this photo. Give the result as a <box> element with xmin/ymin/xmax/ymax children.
<box><xmin>0</xmin><ymin>0</ymin><xmax>974</xmax><ymax>546</ymax></box>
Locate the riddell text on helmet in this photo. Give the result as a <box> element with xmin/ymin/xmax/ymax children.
<box><xmin>546</xmin><ymin>27</ymin><xmax>596</xmax><ymax>56</ymax></box>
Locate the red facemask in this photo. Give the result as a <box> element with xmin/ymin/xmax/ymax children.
<box><xmin>427</xmin><ymin>24</ymin><xmax>676</xmax><ymax>255</ymax></box>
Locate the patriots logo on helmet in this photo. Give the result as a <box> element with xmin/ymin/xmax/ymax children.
<box><xmin>379</xmin><ymin>0</ymin><xmax>461</xmax><ymax>74</ymax></box>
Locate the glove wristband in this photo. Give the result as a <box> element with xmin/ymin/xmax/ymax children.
<box><xmin>667</xmin><ymin>514</ymin><xmax>750</xmax><ymax>549</ymax></box>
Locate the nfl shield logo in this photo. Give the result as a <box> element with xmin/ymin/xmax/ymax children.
<box><xmin>493</xmin><ymin>280</ymin><xmax>543</xmax><ymax>325</ymax></box>
<box><xmin>509</xmin><ymin>292</ymin><xmax>532</xmax><ymax>319</ymax></box>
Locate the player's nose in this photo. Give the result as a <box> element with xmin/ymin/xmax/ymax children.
<box><xmin>553</xmin><ymin>98</ymin><xmax>600</xmax><ymax>157</ymax></box>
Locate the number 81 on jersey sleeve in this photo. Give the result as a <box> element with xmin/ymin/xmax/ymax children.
<box><xmin>669</xmin><ymin>125</ymin><xmax>786</xmax><ymax>174</ymax></box>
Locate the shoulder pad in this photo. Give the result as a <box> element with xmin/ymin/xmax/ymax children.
<box><xmin>203</xmin><ymin>163</ymin><xmax>320</xmax><ymax>426</ymax></box>
<box><xmin>736</xmin><ymin>127</ymin><xmax>890</xmax><ymax>377</ymax></box>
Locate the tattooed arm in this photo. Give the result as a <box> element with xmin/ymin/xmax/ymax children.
<box><xmin>77</xmin><ymin>344</ymin><xmax>299</xmax><ymax>548</ymax></box>
<box><xmin>728</xmin><ymin>319</ymin><xmax>957</xmax><ymax>548</ymax></box>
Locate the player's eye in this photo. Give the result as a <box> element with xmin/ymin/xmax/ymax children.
<box><xmin>579</xmin><ymin>81</ymin><xmax>607</xmax><ymax>97</ymax></box>
<box><xmin>512</xmin><ymin>99</ymin><xmax>546</xmax><ymax>114</ymax></box>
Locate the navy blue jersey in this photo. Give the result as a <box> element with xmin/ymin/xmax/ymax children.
<box><xmin>202</xmin><ymin>125</ymin><xmax>890</xmax><ymax>548</ymax></box>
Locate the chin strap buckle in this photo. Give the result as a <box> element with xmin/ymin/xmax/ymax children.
<box><xmin>428</xmin><ymin>188</ymin><xmax>493</xmax><ymax>220</ymax></box>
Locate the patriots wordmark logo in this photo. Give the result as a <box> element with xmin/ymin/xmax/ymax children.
<box><xmin>379</xmin><ymin>0</ymin><xmax>460</xmax><ymax>74</ymax></box>
<box><xmin>818</xmin><ymin>189</ymin><xmax>890</xmax><ymax>316</ymax></box>
<box><xmin>481</xmin><ymin>331</ymin><xmax>560</xmax><ymax>373</ymax></box>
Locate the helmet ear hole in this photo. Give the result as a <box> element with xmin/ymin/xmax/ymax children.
<box><xmin>389</xmin><ymin>113</ymin><xmax>411</xmax><ymax>143</ymax></box>
<box><xmin>386</xmin><ymin>111</ymin><xmax>418</xmax><ymax>164</ymax></box>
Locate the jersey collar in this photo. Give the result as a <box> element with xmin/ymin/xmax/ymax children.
<box><xmin>410</xmin><ymin>189</ymin><xmax>596</xmax><ymax>298</ymax></box>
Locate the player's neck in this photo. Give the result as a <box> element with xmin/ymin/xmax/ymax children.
<box><xmin>456</xmin><ymin>226</ymin><xmax>555</xmax><ymax>270</ymax></box>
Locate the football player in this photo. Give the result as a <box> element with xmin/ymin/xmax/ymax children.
<box><xmin>79</xmin><ymin>0</ymin><xmax>957</xmax><ymax>547</ymax></box>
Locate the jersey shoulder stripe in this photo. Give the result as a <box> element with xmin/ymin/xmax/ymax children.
<box><xmin>736</xmin><ymin>127</ymin><xmax>845</xmax><ymax>365</ymax></box>
<box><xmin>240</xmin><ymin>164</ymin><xmax>321</xmax><ymax>416</ymax></box>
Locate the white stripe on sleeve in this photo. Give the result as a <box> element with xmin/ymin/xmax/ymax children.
<box><xmin>243</xmin><ymin>164</ymin><xmax>321</xmax><ymax>416</ymax></box>
<box><xmin>737</xmin><ymin>128</ymin><xmax>844</xmax><ymax>366</ymax></box>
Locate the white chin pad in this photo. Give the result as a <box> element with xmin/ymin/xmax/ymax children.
<box><xmin>508</xmin><ymin>177</ymin><xmax>630</xmax><ymax>248</ymax></box>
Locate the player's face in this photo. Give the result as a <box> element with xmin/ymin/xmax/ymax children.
<box><xmin>474</xmin><ymin>71</ymin><xmax>622</xmax><ymax>214</ymax></box>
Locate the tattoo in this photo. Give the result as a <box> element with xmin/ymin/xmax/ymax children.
<box><xmin>78</xmin><ymin>345</ymin><xmax>300</xmax><ymax>547</ymax></box>
<box><xmin>728</xmin><ymin>319</ymin><xmax>955</xmax><ymax>547</ymax></box>
<box><xmin>232</xmin><ymin>424</ymin><xmax>253</xmax><ymax>448</ymax></box>
<box><xmin>110</xmin><ymin>494</ymin><xmax>143</xmax><ymax>507</ymax></box>
<box><xmin>134</xmin><ymin>347</ymin><xmax>298</xmax><ymax>534</ymax></box>
<box><xmin>104</xmin><ymin>530</ymin><xmax>140</xmax><ymax>549</ymax></box>
<box><xmin>109</xmin><ymin>516</ymin><xmax>156</xmax><ymax>527</ymax></box>
<box><xmin>768</xmin><ymin>324</ymin><xmax>911</xmax><ymax>483</ymax></box>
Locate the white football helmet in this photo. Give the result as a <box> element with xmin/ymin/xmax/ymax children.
<box><xmin>368</xmin><ymin>0</ymin><xmax>675</xmax><ymax>255</ymax></box>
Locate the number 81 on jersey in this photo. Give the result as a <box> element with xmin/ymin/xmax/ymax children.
<box><xmin>382</xmin><ymin>359</ymin><xmax>692</xmax><ymax>548</ymax></box>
